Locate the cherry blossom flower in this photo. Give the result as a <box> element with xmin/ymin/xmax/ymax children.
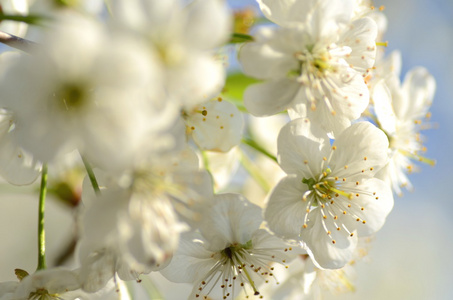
<box><xmin>240</xmin><ymin>0</ymin><xmax>377</xmax><ymax>135</ymax></box>
<box><xmin>0</xmin><ymin>268</ymin><xmax>80</xmax><ymax>300</ymax></box>
<box><xmin>264</xmin><ymin>118</ymin><xmax>393</xmax><ymax>269</ymax></box>
<box><xmin>109</xmin><ymin>0</ymin><xmax>231</xmax><ymax>108</ymax></box>
<box><xmin>161</xmin><ymin>193</ymin><xmax>298</xmax><ymax>299</ymax></box>
<box><xmin>372</xmin><ymin>61</ymin><xmax>436</xmax><ymax>196</ymax></box>
<box><xmin>77</xmin><ymin>147</ymin><xmax>213</xmax><ymax>292</ymax></box>
<box><xmin>183</xmin><ymin>97</ymin><xmax>244</xmax><ymax>152</ymax></box>
<box><xmin>0</xmin><ymin>15</ymin><xmax>179</xmax><ymax>169</ymax></box>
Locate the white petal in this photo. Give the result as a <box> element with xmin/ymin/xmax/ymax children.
<box><xmin>169</xmin><ymin>55</ymin><xmax>225</xmax><ymax>106</ymax></box>
<box><xmin>160</xmin><ymin>232</ymin><xmax>216</xmax><ymax>284</ymax></box>
<box><xmin>372</xmin><ymin>80</ymin><xmax>397</xmax><ymax>135</ymax></box>
<box><xmin>198</xmin><ymin>193</ymin><xmax>262</xmax><ymax>247</ymax></box>
<box><xmin>0</xmin><ymin>138</ymin><xmax>41</xmax><ymax>186</ymax></box>
<box><xmin>79</xmin><ymin>250</ymin><xmax>116</xmax><ymax>293</ymax></box>
<box><xmin>277</xmin><ymin>118</ymin><xmax>330</xmax><ymax>176</ymax></box>
<box><xmin>340</xmin><ymin>178</ymin><xmax>393</xmax><ymax>236</ymax></box>
<box><xmin>182</xmin><ymin>0</ymin><xmax>231</xmax><ymax>50</ymax></box>
<box><xmin>187</xmin><ymin>99</ymin><xmax>243</xmax><ymax>152</ymax></box>
<box><xmin>330</xmin><ymin>122</ymin><xmax>389</xmax><ymax>178</ymax></box>
<box><xmin>14</xmin><ymin>269</ymin><xmax>80</xmax><ymax>297</ymax></box>
<box><xmin>258</xmin><ymin>0</ymin><xmax>354</xmax><ymax>34</ymax></box>
<box><xmin>244</xmin><ymin>78</ymin><xmax>300</xmax><ymax>117</ymax></box>
<box><xmin>301</xmin><ymin>212</ymin><xmax>358</xmax><ymax>269</ymax></box>
<box><xmin>239</xmin><ymin>31</ymin><xmax>298</xmax><ymax>80</ymax></box>
<box><xmin>397</xmin><ymin>67</ymin><xmax>436</xmax><ymax>121</ymax></box>
<box><xmin>340</xmin><ymin>17</ymin><xmax>378</xmax><ymax>72</ymax></box>
<box><xmin>264</xmin><ymin>175</ymin><xmax>310</xmax><ymax>240</ymax></box>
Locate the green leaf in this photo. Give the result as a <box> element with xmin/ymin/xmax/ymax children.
<box><xmin>229</xmin><ymin>33</ymin><xmax>254</xmax><ymax>44</ymax></box>
<box><xmin>223</xmin><ymin>73</ymin><xmax>260</xmax><ymax>101</ymax></box>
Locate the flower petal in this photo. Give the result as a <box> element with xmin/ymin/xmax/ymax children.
<box><xmin>340</xmin><ymin>178</ymin><xmax>393</xmax><ymax>236</ymax></box>
<box><xmin>301</xmin><ymin>212</ymin><xmax>358</xmax><ymax>269</ymax></box>
<box><xmin>244</xmin><ymin>78</ymin><xmax>300</xmax><ymax>117</ymax></box>
<box><xmin>372</xmin><ymin>80</ymin><xmax>397</xmax><ymax>135</ymax></box>
<box><xmin>198</xmin><ymin>193</ymin><xmax>262</xmax><ymax>247</ymax></box>
<box><xmin>330</xmin><ymin>122</ymin><xmax>389</xmax><ymax>178</ymax></box>
<box><xmin>265</xmin><ymin>175</ymin><xmax>310</xmax><ymax>240</ymax></box>
<box><xmin>277</xmin><ymin>118</ymin><xmax>330</xmax><ymax>176</ymax></box>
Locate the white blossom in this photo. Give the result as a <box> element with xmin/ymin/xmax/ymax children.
<box><xmin>78</xmin><ymin>147</ymin><xmax>213</xmax><ymax>292</ymax></box>
<box><xmin>264</xmin><ymin>118</ymin><xmax>393</xmax><ymax>269</ymax></box>
<box><xmin>0</xmin><ymin>269</ymin><xmax>80</xmax><ymax>300</ymax></box>
<box><xmin>240</xmin><ymin>0</ymin><xmax>377</xmax><ymax>135</ymax></box>
<box><xmin>109</xmin><ymin>0</ymin><xmax>231</xmax><ymax>108</ymax></box>
<box><xmin>0</xmin><ymin>15</ymin><xmax>179</xmax><ymax>170</ymax></box>
<box><xmin>372</xmin><ymin>59</ymin><xmax>436</xmax><ymax>195</ymax></box>
<box><xmin>161</xmin><ymin>193</ymin><xmax>298</xmax><ymax>299</ymax></box>
<box><xmin>183</xmin><ymin>97</ymin><xmax>244</xmax><ymax>152</ymax></box>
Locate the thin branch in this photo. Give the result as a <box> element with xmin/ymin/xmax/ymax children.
<box><xmin>0</xmin><ymin>30</ymin><xmax>37</xmax><ymax>53</ymax></box>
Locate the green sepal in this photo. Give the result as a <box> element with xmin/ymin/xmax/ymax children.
<box><xmin>14</xmin><ymin>268</ymin><xmax>29</xmax><ymax>281</ymax></box>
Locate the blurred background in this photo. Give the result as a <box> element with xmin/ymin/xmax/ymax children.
<box><xmin>1</xmin><ymin>1</ymin><xmax>453</xmax><ymax>299</ymax></box>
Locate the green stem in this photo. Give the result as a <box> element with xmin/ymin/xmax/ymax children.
<box><xmin>0</xmin><ymin>14</ymin><xmax>47</xmax><ymax>25</ymax></box>
<box><xmin>242</xmin><ymin>138</ymin><xmax>278</xmax><ymax>163</ymax></box>
<box><xmin>37</xmin><ymin>164</ymin><xmax>48</xmax><ymax>271</ymax></box>
<box><xmin>229</xmin><ymin>33</ymin><xmax>254</xmax><ymax>44</ymax></box>
<box><xmin>81</xmin><ymin>155</ymin><xmax>101</xmax><ymax>196</ymax></box>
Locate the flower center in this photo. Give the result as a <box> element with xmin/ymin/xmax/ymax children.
<box><xmin>53</xmin><ymin>82</ymin><xmax>89</xmax><ymax>113</ymax></box>
<box><xmin>292</xmin><ymin>46</ymin><xmax>333</xmax><ymax>79</ymax></box>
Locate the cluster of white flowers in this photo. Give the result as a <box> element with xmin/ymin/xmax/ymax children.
<box><xmin>0</xmin><ymin>0</ymin><xmax>436</xmax><ymax>299</ymax></box>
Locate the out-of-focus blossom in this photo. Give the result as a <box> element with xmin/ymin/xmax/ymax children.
<box><xmin>183</xmin><ymin>97</ymin><xmax>244</xmax><ymax>152</ymax></box>
<box><xmin>109</xmin><ymin>0</ymin><xmax>232</xmax><ymax>108</ymax></box>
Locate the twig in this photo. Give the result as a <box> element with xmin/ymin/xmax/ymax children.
<box><xmin>0</xmin><ymin>30</ymin><xmax>37</xmax><ymax>53</ymax></box>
